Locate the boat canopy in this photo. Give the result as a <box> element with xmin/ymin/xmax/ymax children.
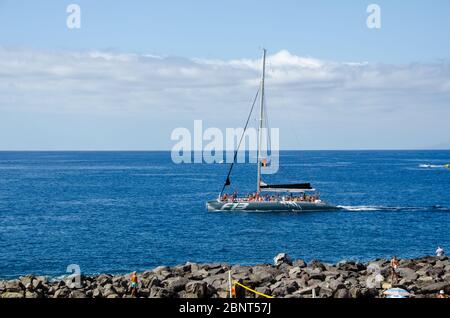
<box><xmin>260</xmin><ymin>182</ymin><xmax>315</xmax><ymax>193</ymax></box>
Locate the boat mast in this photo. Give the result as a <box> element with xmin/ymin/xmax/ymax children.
<box><xmin>257</xmin><ymin>49</ymin><xmax>266</xmax><ymax>194</ymax></box>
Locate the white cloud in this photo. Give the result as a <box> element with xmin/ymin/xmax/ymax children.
<box><xmin>0</xmin><ymin>47</ymin><xmax>449</xmax><ymax>149</ymax></box>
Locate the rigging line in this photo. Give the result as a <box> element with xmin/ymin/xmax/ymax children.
<box><xmin>264</xmin><ymin>62</ymin><xmax>272</xmax><ymax>154</ymax></box>
<box><xmin>219</xmin><ymin>87</ymin><xmax>260</xmax><ymax>197</ymax></box>
<box><xmin>263</xmin><ymin>94</ymin><xmax>272</xmax><ymax>154</ymax></box>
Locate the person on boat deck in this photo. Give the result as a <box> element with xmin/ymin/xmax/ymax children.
<box><xmin>436</xmin><ymin>246</ymin><xmax>445</xmax><ymax>257</ymax></box>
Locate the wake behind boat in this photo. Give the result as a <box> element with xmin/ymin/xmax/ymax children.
<box><xmin>206</xmin><ymin>49</ymin><xmax>339</xmax><ymax>212</ymax></box>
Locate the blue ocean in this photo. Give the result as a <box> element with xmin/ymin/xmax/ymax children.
<box><xmin>0</xmin><ymin>151</ymin><xmax>449</xmax><ymax>279</ymax></box>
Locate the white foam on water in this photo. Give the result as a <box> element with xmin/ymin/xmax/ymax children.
<box><xmin>338</xmin><ymin>205</ymin><xmax>382</xmax><ymax>211</ymax></box>
<box><xmin>339</xmin><ymin>205</ymin><xmax>450</xmax><ymax>212</ymax></box>
<box><xmin>419</xmin><ymin>164</ymin><xmax>443</xmax><ymax>168</ymax></box>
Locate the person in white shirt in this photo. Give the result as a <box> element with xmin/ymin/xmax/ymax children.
<box><xmin>436</xmin><ymin>246</ymin><xmax>445</xmax><ymax>257</ymax></box>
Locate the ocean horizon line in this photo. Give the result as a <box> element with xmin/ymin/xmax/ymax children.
<box><xmin>0</xmin><ymin>149</ymin><xmax>449</xmax><ymax>152</ymax></box>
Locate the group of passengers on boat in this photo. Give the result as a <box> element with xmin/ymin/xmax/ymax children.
<box><xmin>220</xmin><ymin>192</ymin><xmax>321</xmax><ymax>203</ymax></box>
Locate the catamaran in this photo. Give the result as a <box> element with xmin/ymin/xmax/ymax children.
<box><xmin>206</xmin><ymin>49</ymin><xmax>339</xmax><ymax>212</ymax></box>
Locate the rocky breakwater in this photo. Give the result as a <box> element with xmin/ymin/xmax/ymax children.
<box><xmin>1</xmin><ymin>254</ymin><xmax>449</xmax><ymax>298</ymax></box>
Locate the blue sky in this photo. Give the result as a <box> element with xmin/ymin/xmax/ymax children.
<box><xmin>0</xmin><ymin>0</ymin><xmax>450</xmax><ymax>150</ymax></box>
<box><xmin>2</xmin><ymin>0</ymin><xmax>450</xmax><ymax>62</ymax></box>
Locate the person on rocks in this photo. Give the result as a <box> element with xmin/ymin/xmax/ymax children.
<box><xmin>130</xmin><ymin>271</ymin><xmax>138</xmax><ymax>297</ymax></box>
<box><xmin>390</xmin><ymin>256</ymin><xmax>399</xmax><ymax>284</ymax></box>
<box><xmin>436</xmin><ymin>246</ymin><xmax>445</xmax><ymax>257</ymax></box>
<box><xmin>234</xmin><ymin>279</ymin><xmax>246</xmax><ymax>298</ymax></box>
<box><xmin>437</xmin><ymin>290</ymin><xmax>446</xmax><ymax>298</ymax></box>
